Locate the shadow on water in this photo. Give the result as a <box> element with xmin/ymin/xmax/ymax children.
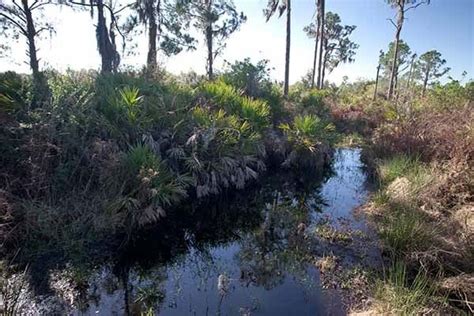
<box><xmin>17</xmin><ymin>148</ymin><xmax>378</xmax><ymax>315</ymax></box>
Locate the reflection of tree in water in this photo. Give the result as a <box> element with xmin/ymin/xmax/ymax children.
<box><xmin>26</xmin><ymin>166</ymin><xmax>332</xmax><ymax>314</ymax></box>
<box><xmin>88</xmin><ymin>265</ymin><xmax>168</xmax><ymax>315</ymax></box>
<box><xmin>237</xmin><ymin>189</ymin><xmax>321</xmax><ymax>291</ymax></box>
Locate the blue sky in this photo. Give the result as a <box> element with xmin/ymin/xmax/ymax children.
<box><xmin>0</xmin><ymin>0</ymin><xmax>473</xmax><ymax>84</ymax></box>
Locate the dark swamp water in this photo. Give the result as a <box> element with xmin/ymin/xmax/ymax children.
<box><xmin>21</xmin><ymin>148</ymin><xmax>381</xmax><ymax>315</ymax></box>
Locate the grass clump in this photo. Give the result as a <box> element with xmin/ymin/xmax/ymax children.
<box><xmin>375</xmin><ymin>261</ymin><xmax>437</xmax><ymax>315</ymax></box>
<box><xmin>377</xmin><ymin>155</ymin><xmax>425</xmax><ymax>185</ymax></box>
<box><xmin>378</xmin><ymin>203</ymin><xmax>436</xmax><ymax>256</ymax></box>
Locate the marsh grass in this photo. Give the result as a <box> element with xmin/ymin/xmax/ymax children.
<box><xmin>372</xmin><ymin>156</ymin><xmax>440</xmax><ymax>256</ymax></box>
<box><xmin>377</xmin><ymin>155</ymin><xmax>426</xmax><ymax>185</ymax></box>
<box><xmin>378</xmin><ymin>203</ymin><xmax>437</xmax><ymax>256</ymax></box>
<box><xmin>372</xmin><ymin>190</ymin><xmax>390</xmax><ymax>207</ymax></box>
<box><xmin>375</xmin><ymin>261</ymin><xmax>437</xmax><ymax>315</ymax></box>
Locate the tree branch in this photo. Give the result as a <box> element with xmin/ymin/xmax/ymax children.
<box><xmin>387</xmin><ymin>18</ymin><xmax>397</xmax><ymax>29</ymax></box>
<box><xmin>30</xmin><ymin>1</ymin><xmax>54</xmax><ymax>11</ymax></box>
<box><xmin>110</xmin><ymin>2</ymin><xmax>134</xmax><ymax>15</ymax></box>
<box><xmin>0</xmin><ymin>12</ymin><xmax>27</xmax><ymax>35</ymax></box>
<box><xmin>11</xmin><ymin>0</ymin><xmax>25</xmax><ymax>13</ymax></box>
<box><xmin>28</xmin><ymin>0</ymin><xmax>41</xmax><ymax>10</ymax></box>
<box><xmin>404</xmin><ymin>1</ymin><xmax>429</xmax><ymax>13</ymax></box>
<box><xmin>35</xmin><ymin>26</ymin><xmax>53</xmax><ymax>36</ymax></box>
<box><xmin>0</xmin><ymin>4</ymin><xmax>27</xmax><ymax>24</ymax></box>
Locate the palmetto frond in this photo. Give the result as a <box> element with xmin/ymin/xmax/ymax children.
<box><xmin>264</xmin><ymin>0</ymin><xmax>288</xmax><ymax>21</ymax></box>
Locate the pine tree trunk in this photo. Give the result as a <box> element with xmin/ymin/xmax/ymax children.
<box><xmin>387</xmin><ymin>2</ymin><xmax>404</xmax><ymax>100</ymax></box>
<box><xmin>146</xmin><ymin>1</ymin><xmax>158</xmax><ymax>74</ymax></box>
<box><xmin>22</xmin><ymin>0</ymin><xmax>47</xmax><ymax>107</ymax></box>
<box><xmin>22</xmin><ymin>0</ymin><xmax>39</xmax><ymax>78</ymax></box>
<box><xmin>321</xmin><ymin>48</ymin><xmax>328</xmax><ymax>88</ymax></box>
<box><xmin>311</xmin><ymin>8</ymin><xmax>319</xmax><ymax>89</ymax></box>
<box><xmin>96</xmin><ymin>0</ymin><xmax>118</xmax><ymax>73</ymax></box>
<box><xmin>283</xmin><ymin>0</ymin><xmax>291</xmax><ymax>96</ymax></box>
<box><xmin>316</xmin><ymin>0</ymin><xmax>325</xmax><ymax>89</ymax></box>
<box><xmin>97</xmin><ymin>0</ymin><xmax>110</xmax><ymax>72</ymax></box>
<box><xmin>204</xmin><ymin>0</ymin><xmax>214</xmax><ymax>80</ymax></box>
<box><xmin>406</xmin><ymin>55</ymin><xmax>415</xmax><ymax>91</ymax></box>
<box><xmin>422</xmin><ymin>68</ymin><xmax>430</xmax><ymax>97</ymax></box>
<box><xmin>373</xmin><ymin>64</ymin><xmax>381</xmax><ymax>101</ymax></box>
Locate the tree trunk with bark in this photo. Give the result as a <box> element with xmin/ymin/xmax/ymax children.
<box><xmin>22</xmin><ymin>0</ymin><xmax>39</xmax><ymax>78</ymax></box>
<box><xmin>406</xmin><ymin>54</ymin><xmax>416</xmax><ymax>91</ymax></box>
<box><xmin>321</xmin><ymin>47</ymin><xmax>328</xmax><ymax>88</ymax></box>
<box><xmin>422</xmin><ymin>67</ymin><xmax>430</xmax><ymax>97</ymax></box>
<box><xmin>283</xmin><ymin>0</ymin><xmax>291</xmax><ymax>96</ymax></box>
<box><xmin>21</xmin><ymin>0</ymin><xmax>48</xmax><ymax>107</ymax></box>
<box><xmin>146</xmin><ymin>0</ymin><xmax>159</xmax><ymax>73</ymax></box>
<box><xmin>373</xmin><ymin>63</ymin><xmax>381</xmax><ymax>101</ymax></box>
<box><xmin>205</xmin><ymin>0</ymin><xmax>214</xmax><ymax>80</ymax></box>
<box><xmin>387</xmin><ymin>1</ymin><xmax>404</xmax><ymax>100</ymax></box>
<box><xmin>96</xmin><ymin>0</ymin><xmax>118</xmax><ymax>73</ymax></box>
<box><xmin>316</xmin><ymin>0</ymin><xmax>325</xmax><ymax>89</ymax></box>
<box><xmin>311</xmin><ymin>1</ymin><xmax>320</xmax><ymax>89</ymax></box>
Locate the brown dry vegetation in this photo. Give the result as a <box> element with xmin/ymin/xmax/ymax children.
<box><xmin>330</xmin><ymin>80</ymin><xmax>473</xmax><ymax>313</ymax></box>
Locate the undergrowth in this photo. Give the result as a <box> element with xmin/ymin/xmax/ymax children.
<box><xmin>0</xmin><ymin>65</ymin><xmax>338</xmax><ymax>287</ymax></box>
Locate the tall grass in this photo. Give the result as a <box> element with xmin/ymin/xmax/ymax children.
<box><xmin>377</xmin><ymin>155</ymin><xmax>423</xmax><ymax>184</ymax></box>
<box><xmin>375</xmin><ymin>261</ymin><xmax>436</xmax><ymax>315</ymax></box>
<box><xmin>378</xmin><ymin>203</ymin><xmax>436</xmax><ymax>256</ymax></box>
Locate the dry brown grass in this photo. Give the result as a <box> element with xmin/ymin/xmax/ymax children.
<box><xmin>372</xmin><ymin>106</ymin><xmax>473</xmax><ymax>163</ymax></box>
<box><xmin>364</xmin><ymin>104</ymin><xmax>474</xmax><ymax>313</ymax></box>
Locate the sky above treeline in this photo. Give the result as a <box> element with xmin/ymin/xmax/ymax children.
<box><xmin>0</xmin><ymin>0</ymin><xmax>473</xmax><ymax>84</ymax></box>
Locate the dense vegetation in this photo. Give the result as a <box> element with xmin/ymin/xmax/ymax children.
<box><xmin>333</xmin><ymin>77</ymin><xmax>473</xmax><ymax>314</ymax></box>
<box><xmin>0</xmin><ymin>64</ymin><xmax>339</xmax><ymax>254</ymax></box>
<box><xmin>0</xmin><ymin>0</ymin><xmax>473</xmax><ymax>315</ymax></box>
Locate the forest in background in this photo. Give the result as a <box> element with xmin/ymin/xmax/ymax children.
<box><xmin>0</xmin><ymin>0</ymin><xmax>473</xmax><ymax>314</ymax></box>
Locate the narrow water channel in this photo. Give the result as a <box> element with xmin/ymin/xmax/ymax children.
<box><xmin>27</xmin><ymin>148</ymin><xmax>375</xmax><ymax>315</ymax></box>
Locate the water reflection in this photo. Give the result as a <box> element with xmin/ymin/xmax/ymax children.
<box><xmin>29</xmin><ymin>148</ymin><xmax>371</xmax><ymax>315</ymax></box>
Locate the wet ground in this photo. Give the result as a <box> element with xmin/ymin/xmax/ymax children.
<box><xmin>16</xmin><ymin>148</ymin><xmax>381</xmax><ymax>315</ymax></box>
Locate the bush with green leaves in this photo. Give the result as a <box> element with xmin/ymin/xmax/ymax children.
<box><xmin>109</xmin><ymin>144</ymin><xmax>190</xmax><ymax>228</ymax></box>
<box><xmin>199</xmin><ymin>80</ymin><xmax>270</xmax><ymax>132</ymax></box>
<box><xmin>424</xmin><ymin>79</ymin><xmax>471</xmax><ymax>110</ymax></box>
<box><xmin>185</xmin><ymin>105</ymin><xmax>265</xmax><ymax>197</ymax></box>
<box><xmin>0</xmin><ymin>71</ymin><xmax>29</xmax><ymax>113</ymax></box>
<box><xmin>221</xmin><ymin>58</ymin><xmax>273</xmax><ymax>98</ymax></box>
<box><xmin>0</xmin><ymin>68</ymin><xmax>339</xmax><ymax>263</ymax></box>
<box><xmin>279</xmin><ymin>114</ymin><xmax>337</xmax><ymax>168</ymax></box>
<box><xmin>299</xmin><ymin>89</ymin><xmax>331</xmax><ymax>118</ymax></box>
<box><xmin>280</xmin><ymin>115</ymin><xmax>336</xmax><ymax>152</ymax></box>
<box><xmin>220</xmin><ymin>58</ymin><xmax>285</xmax><ymax>123</ymax></box>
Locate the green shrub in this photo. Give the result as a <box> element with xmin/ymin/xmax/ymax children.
<box><xmin>280</xmin><ymin>114</ymin><xmax>336</xmax><ymax>153</ymax></box>
<box><xmin>199</xmin><ymin>80</ymin><xmax>270</xmax><ymax>131</ymax></box>
<box><xmin>187</xmin><ymin>106</ymin><xmax>265</xmax><ymax>197</ymax></box>
<box><xmin>47</xmin><ymin>70</ymin><xmax>95</xmax><ymax>109</ymax></box>
<box><xmin>427</xmin><ymin>80</ymin><xmax>470</xmax><ymax>110</ymax></box>
<box><xmin>299</xmin><ymin>89</ymin><xmax>330</xmax><ymax>117</ymax></box>
<box><xmin>221</xmin><ymin>58</ymin><xmax>272</xmax><ymax>98</ymax></box>
<box><xmin>0</xmin><ymin>71</ymin><xmax>29</xmax><ymax>113</ymax></box>
<box><xmin>110</xmin><ymin>144</ymin><xmax>189</xmax><ymax>228</ymax></box>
